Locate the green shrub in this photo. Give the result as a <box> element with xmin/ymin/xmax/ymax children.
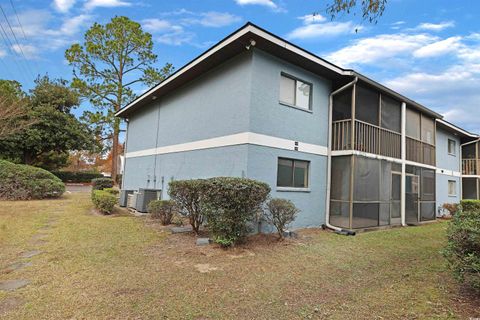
<box><xmin>264</xmin><ymin>198</ymin><xmax>300</xmax><ymax>239</ymax></box>
<box><xmin>443</xmin><ymin>208</ymin><xmax>480</xmax><ymax>292</ymax></box>
<box><xmin>91</xmin><ymin>190</ymin><xmax>117</xmax><ymax>214</ymax></box>
<box><xmin>0</xmin><ymin>160</ymin><xmax>65</xmax><ymax>200</ymax></box>
<box><xmin>168</xmin><ymin>179</ymin><xmax>206</xmax><ymax>234</ymax></box>
<box><xmin>460</xmin><ymin>199</ymin><xmax>480</xmax><ymax>212</ymax></box>
<box><xmin>92</xmin><ymin>177</ymin><xmax>114</xmax><ymax>190</ymax></box>
<box><xmin>148</xmin><ymin>200</ymin><xmax>176</xmax><ymax>225</ymax></box>
<box><xmin>104</xmin><ymin>187</ymin><xmax>120</xmax><ymax>196</ymax></box>
<box><xmin>52</xmin><ymin>171</ymin><xmax>103</xmax><ymax>183</ymax></box>
<box><xmin>202</xmin><ymin>177</ymin><xmax>270</xmax><ymax>247</ymax></box>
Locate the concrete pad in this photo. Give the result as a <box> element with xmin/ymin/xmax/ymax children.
<box><xmin>0</xmin><ymin>280</ymin><xmax>29</xmax><ymax>291</ymax></box>
<box><xmin>21</xmin><ymin>250</ymin><xmax>42</xmax><ymax>258</ymax></box>
<box><xmin>3</xmin><ymin>262</ymin><xmax>33</xmax><ymax>273</ymax></box>
<box><xmin>170</xmin><ymin>226</ymin><xmax>192</xmax><ymax>234</ymax></box>
<box><xmin>196</xmin><ymin>238</ymin><xmax>211</xmax><ymax>246</ymax></box>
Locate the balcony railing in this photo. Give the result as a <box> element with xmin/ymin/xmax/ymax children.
<box><xmin>406</xmin><ymin>136</ymin><xmax>435</xmax><ymax>166</ymax></box>
<box><xmin>332</xmin><ymin>119</ymin><xmax>401</xmax><ymax>159</ymax></box>
<box><xmin>462</xmin><ymin>158</ymin><xmax>480</xmax><ymax>175</ymax></box>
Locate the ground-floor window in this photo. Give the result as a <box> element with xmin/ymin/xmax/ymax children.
<box><xmin>448</xmin><ymin>180</ymin><xmax>457</xmax><ymax>196</ymax></box>
<box><xmin>277</xmin><ymin>158</ymin><xmax>309</xmax><ymax>188</ymax></box>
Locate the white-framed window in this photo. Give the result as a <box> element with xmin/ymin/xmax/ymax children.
<box><xmin>279</xmin><ymin>73</ymin><xmax>312</xmax><ymax>110</ymax></box>
<box><xmin>277</xmin><ymin>158</ymin><xmax>309</xmax><ymax>188</ymax></box>
<box><xmin>448</xmin><ymin>180</ymin><xmax>457</xmax><ymax>196</ymax></box>
<box><xmin>448</xmin><ymin>139</ymin><xmax>456</xmax><ymax>156</ymax></box>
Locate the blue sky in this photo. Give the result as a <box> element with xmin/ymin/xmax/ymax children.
<box><xmin>1</xmin><ymin>0</ymin><xmax>479</xmax><ymax>133</ymax></box>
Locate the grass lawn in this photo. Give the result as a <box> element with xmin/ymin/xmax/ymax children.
<box><xmin>0</xmin><ymin>192</ymin><xmax>478</xmax><ymax>319</ymax></box>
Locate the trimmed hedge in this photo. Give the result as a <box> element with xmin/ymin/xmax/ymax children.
<box><xmin>460</xmin><ymin>199</ymin><xmax>480</xmax><ymax>213</ymax></box>
<box><xmin>148</xmin><ymin>200</ymin><xmax>176</xmax><ymax>225</ymax></box>
<box><xmin>104</xmin><ymin>187</ymin><xmax>120</xmax><ymax>196</ymax></box>
<box><xmin>0</xmin><ymin>160</ymin><xmax>65</xmax><ymax>200</ymax></box>
<box><xmin>443</xmin><ymin>205</ymin><xmax>480</xmax><ymax>292</ymax></box>
<box><xmin>202</xmin><ymin>177</ymin><xmax>270</xmax><ymax>246</ymax></box>
<box><xmin>91</xmin><ymin>190</ymin><xmax>117</xmax><ymax>214</ymax></box>
<box><xmin>52</xmin><ymin>171</ymin><xmax>103</xmax><ymax>183</ymax></box>
<box><xmin>92</xmin><ymin>178</ymin><xmax>114</xmax><ymax>190</ymax></box>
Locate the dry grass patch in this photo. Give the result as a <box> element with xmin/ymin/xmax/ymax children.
<box><xmin>0</xmin><ymin>193</ymin><xmax>478</xmax><ymax>319</ymax></box>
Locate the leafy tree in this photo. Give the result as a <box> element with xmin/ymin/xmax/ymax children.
<box><xmin>0</xmin><ymin>80</ymin><xmax>34</xmax><ymax>138</ymax></box>
<box><xmin>0</xmin><ymin>76</ymin><xmax>97</xmax><ymax>171</ymax></box>
<box><xmin>326</xmin><ymin>0</ymin><xmax>387</xmax><ymax>23</ymax></box>
<box><xmin>65</xmin><ymin>16</ymin><xmax>173</xmax><ymax>183</ymax></box>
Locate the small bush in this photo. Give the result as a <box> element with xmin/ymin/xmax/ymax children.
<box><xmin>460</xmin><ymin>199</ymin><xmax>480</xmax><ymax>212</ymax></box>
<box><xmin>104</xmin><ymin>187</ymin><xmax>120</xmax><ymax>196</ymax></box>
<box><xmin>91</xmin><ymin>190</ymin><xmax>117</xmax><ymax>214</ymax></box>
<box><xmin>202</xmin><ymin>177</ymin><xmax>270</xmax><ymax>247</ymax></box>
<box><xmin>443</xmin><ymin>208</ymin><xmax>480</xmax><ymax>292</ymax></box>
<box><xmin>0</xmin><ymin>160</ymin><xmax>65</xmax><ymax>200</ymax></box>
<box><xmin>52</xmin><ymin>171</ymin><xmax>103</xmax><ymax>183</ymax></box>
<box><xmin>264</xmin><ymin>198</ymin><xmax>300</xmax><ymax>239</ymax></box>
<box><xmin>168</xmin><ymin>180</ymin><xmax>206</xmax><ymax>234</ymax></box>
<box><xmin>92</xmin><ymin>177</ymin><xmax>114</xmax><ymax>190</ymax></box>
<box><xmin>148</xmin><ymin>200</ymin><xmax>176</xmax><ymax>225</ymax></box>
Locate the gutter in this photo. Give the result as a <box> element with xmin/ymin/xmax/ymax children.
<box><xmin>325</xmin><ymin>77</ymin><xmax>358</xmax><ymax>234</ymax></box>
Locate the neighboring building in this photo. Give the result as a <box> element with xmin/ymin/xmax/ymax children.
<box><xmin>116</xmin><ymin>23</ymin><xmax>478</xmax><ymax>231</ymax></box>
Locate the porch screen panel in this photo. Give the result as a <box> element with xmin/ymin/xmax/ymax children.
<box><xmin>330</xmin><ymin>201</ymin><xmax>350</xmax><ymax>229</ymax></box>
<box><xmin>421</xmin><ymin>115</ymin><xmax>435</xmax><ymax>145</ymax></box>
<box><xmin>353</xmin><ymin>156</ymin><xmax>380</xmax><ymax>201</ymax></box>
<box><xmin>406</xmin><ymin>108</ymin><xmax>421</xmax><ymax>139</ymax></box>
<box><xmin>421</xmin><ymin>168</ymin><xmax>435</xmax><ymax>201</ymax></box>
<box><xmin>421</xmin><ymin>202</ymin><xmax>435</xmax><ymax>221</ymax></box>
<box><xmin>462</xmin><ymin>178</ymin><xmax>477</xmax><ymax>199</ymax></box>
<box><xmin>463</xmin><ymin>143</ymin><xmax>476</xmax><ymax>159</ymax></box>
<box><xmin>352</xmin><ymin>203</ymin><xmax>379</xmax><ymax>228</ymax></box>
<box><xmin>332</xmin><ymin>88</ymin><xmax>352</xmax><ymax>121</ymax></box>
<box><xmin>331</xmin><ymin>156</ymin><xmax>351</xmax><ymax>201</ymax></box>
<box><xmin>380</xmin><ymin>161</ymin><xmax>392</xmax><ymax>202</ymax></box>
<box><xmin>380</xmin><ymin>95</ymin><xmax>401</xmax><ymax>133</ymax></box>
<box><xmin>355</xmin><ymin>85</ymin><xmax>379</xmax><ymax>126</ymax></box>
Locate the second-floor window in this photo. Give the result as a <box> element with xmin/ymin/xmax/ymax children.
<box><xmin>279</xmin><ymin>73</ymin><xmax>312</xmax><ymax>110</ymax></box>
<box><xmin>448</xmin><ymin>139</ymin><xmax>456</xmax><ymax>156</ymax></box>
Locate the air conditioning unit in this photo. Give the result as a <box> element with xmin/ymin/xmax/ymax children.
<box><xmin>127</xmin><ymin>192</ymin><xmax>138</xmax><ymax>209</ymax></box>
<box><xmin>135</xmin><ymin>188</ymin><xmax>161</xmax><ymax>213</ymax></box>
<box><xmin>119</xmin><ymin>190</ymin><xmax>134</xmax><ymax>207</ymax></box>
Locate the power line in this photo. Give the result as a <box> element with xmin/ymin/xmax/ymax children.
<box><xmin>0</xmin><ymin>4</ymin><xmax>34</xmax><ymax>79</ymax></box>
<box><xmin>0</xmin><ymin>18</ymin><xmax>29</xmax><ymax>82</ymax></box>
<box><xmin>9</xmin><ymin>0</ymin><xmax>26</xmax><ymax>41</ymax></box>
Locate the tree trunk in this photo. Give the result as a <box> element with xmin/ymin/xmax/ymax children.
<box><xmin>111</xmin><ymin>125</ymin><xmax>119</xmax><ymax>185</ymax></box>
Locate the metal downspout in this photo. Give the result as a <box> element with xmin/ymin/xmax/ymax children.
<box><xmin>325</xmin><ymin>77</ymin><xmax>358</xmax><ymax>232</ymax></box>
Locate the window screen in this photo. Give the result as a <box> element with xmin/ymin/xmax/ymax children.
<box><xmin>448</xmin><ymin>139</ymin><xmax>456</xmax><ymax>155</ymax></box>
<box><xmin>332</xmin><ymin>88</ymin><xmax>352</xmax><ymax>121</ymax></box>
<box><xmin>462</xmin><ymin>143</ymin><xmax>476</xmax><ymax>159</ymax></box>
<box><xmin>421</xmin><ymin>115</ymin><xmax>435</xmax><ymax>145</ymax></box>
<box><xmin>353</xmin><ymin>156</ymin><xmax>380</xmax><ymax>201</ymax></box>
<box><xmin>420</xmin><ymin>202</ymin><xmax>435</xmax><ymax>221</ymax></box>
<box><xmin>279</xmin><ymin>74</ymin><xmax>311</xmax><ymax>110</ymax></box>
<box><xmin>277</xmin><ymin>158</ymin><xmax>309</xmax><ymax>188</ymax></box>
<box><xmin>352</xmin><ymin>203</ymin><xmax>379</xmax><ymax>228</ymax></box>
<box><xmin>462</xmin><ymin>178</ymin><xmax>477</xmax><ymax>199</ymax></box>
<box><xmin>330</xmin><ymin>201</ymin><xmax>350</xmax><ymax>229</ymax></box>
<box><xmin>406</xmin><ymin>108</ymin><xmax>420</xmax><ymax>139</ymax></box>
<box><xmin>380</xmin><ymin>95</ymin><xmax>401</xmax><ymax>132</ymax></box>
<box><xmin>421</xmin><ymin>169</ymin><xmax>435</xmax><ymax>201</ymax></box>
<box><xmin>355</xmin><ymin>85</ymin><xmax>379</xmax><ymax>126</ymax></box>
<box><xmin>448</xmin><ymin>180</ymin><xmax>456</xmax><ymax>196</ymax></box>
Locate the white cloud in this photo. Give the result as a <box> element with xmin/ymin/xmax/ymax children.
<box><xmin>0</xmin><ymin>48</ymin><xmax>6</xmax><ymax>58</ymax></box>
<box><xmin>415</xmin><ymin>21</ymin><xmax>455</xmax><ymax>31</ymax></box>
<box><xmin>235</xmin><ymin>0</ymin><xmax>278</xmax><ymax>9</ymax></box>
<box><xmin>52</xmin><ymin>0</ymin><xmax>76</xmax><ymax>13</ymax></box>
<box><xmin>142</xmin><ymin>19</ymin><xmax>172</xmax><ymax>33</ymax></box>
<box><xmin>84</xmin><ymin>0</ymin><xmax>131</xmax><ymax>10</ymax></box>
<box><xmin>287</xmin><ymin>21</ymin><xmax>361</xmax><ymax>40</ymax></box>
<box><xmin>298</xmin><ymin>14</ymin><xmax>326</xmax><ymax>24</ymax></box>
<box><xmin>325</xmin><ymin>33</ymin><xmax>435</xmax><ymax>67</ymax></box>
<box><xmin>187</xmin><ymin>12</ymin><xmax>242</xmax><ymax>28</ymax></box>
<box><xmin>413</xmin><ymin>36</ymin><xmax>462</xmax><ymax>58</ymax></box>
<box><xmin>157</xmin><ymin>26</ymin><xmax>194</xmax><ymax>46</ymax></box>
<box><xmin>11</xmin><ymin>44</ymin><xmax>38</xmax><ymax>59</ymax></box>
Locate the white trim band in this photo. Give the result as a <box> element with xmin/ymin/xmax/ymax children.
<box><xmin>125</xmin><ymin>132</ymin><xmax>328</xmax><ymax>158</ymax></box>
<box><xmin>436</xmin><ymin>168</ymin><xmax>462</xmax><ymax>177</ymax></box>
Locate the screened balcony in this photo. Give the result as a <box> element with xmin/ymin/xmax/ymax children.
<box><xmin>462</xmin><ymin>141</ymin><xmax>480</xmax><ymax>175</ymax></box>
<box><xmin>331</xmin><ymin>83</ymin><xmax>436</xmax><ymax>166</ymax></box>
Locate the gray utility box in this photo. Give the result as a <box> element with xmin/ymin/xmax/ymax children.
<box><xmin>119</xmin><ymin>190</ymin><xmax>134</xmax><ymax>207</ymax></box>
<box><xmin>135</xmin><ymin>188</ymin><xmax>162</xmax><ymax>213</ymax></box>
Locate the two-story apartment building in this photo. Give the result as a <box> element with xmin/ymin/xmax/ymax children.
<box><xmin>116</xmin><ymin>23</ymin><xmax>478</xmax><ymax>232</ymax></box>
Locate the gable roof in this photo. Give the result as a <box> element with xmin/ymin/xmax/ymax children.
<box><xmin>116</xmin><ymin>22</ymin><xmax>442</xmax><ymax>118</ymax></box>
